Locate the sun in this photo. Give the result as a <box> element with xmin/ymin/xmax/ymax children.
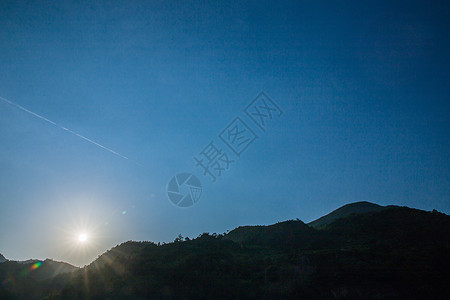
<box><xmin>78</xmin><ymin>233</ymin><xmax>88</xmax><ymax>242</ymax></box>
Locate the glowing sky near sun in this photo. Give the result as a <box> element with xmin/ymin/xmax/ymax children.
<box><xmin>0</xmin><ymin>0</ymin><xmax>449</xmax><ymax>266</ymax></box>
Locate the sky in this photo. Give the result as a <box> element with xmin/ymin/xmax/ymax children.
<box><xmin>0</xmin><ymin>0</ymin><xmax>449</xmax><ymax>266</ymax></box>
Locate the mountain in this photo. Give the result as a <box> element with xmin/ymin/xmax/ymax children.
<box><xmin>0</xmin><ymin>254</ymin><xmax>43</xmax><ymax>265</ymax></box>
<box><xmin>0</xmin><ymin>258</ymin><xmax>78</xmax><ymax>278</ymax></box>
<box><xmin>308</xmin><ymin>201</ymin><xmax>387</xmax><ymax>228</ymax></box>
<box><xmin>225</xmin><ymin>219</ymin><xmax>331</xmax><ymax>249</ymax></box>
<box><xmin>17</xmin><ymin>259</ymin><xmax>40</xmax><ymax>265</ymax></box>
<box><xmin>39</xmin><ymin>259</ymin><xmax>79</xmax><ymax>278</ymax></box>
<box><xmin>0</xmin><ymin>258</ymin><xmax>78</xmax><ymax>299</ymax></box>
<box><xmin>1</xmin><ymin>203</ymin><xmax>449</xmax><ymax>299</ymax></box>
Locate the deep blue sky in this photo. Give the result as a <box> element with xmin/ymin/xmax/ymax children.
<box><xmin>0</xmin><ymin>0</ymin><xmax>449</xmax><ymax>266</ymax></box>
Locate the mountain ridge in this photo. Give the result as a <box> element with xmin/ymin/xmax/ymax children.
<box><xmin>308</xmin><ymin>201</ymin><xmax>388</xmax><ymax>228</ymax></box>
<box><xmin>1</xmin><ymin>202</ymin><xmax>449</xmax><ymax>299</ymax></box>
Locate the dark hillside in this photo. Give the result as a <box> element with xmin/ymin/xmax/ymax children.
<box><xmin>308</xmin><ymin>201</ymin><xmax>386</xmax><ymax>228</ymax></box>
<box><xmin>1</xmin><ymin>204</ymin><xmax>449</xmax><ymax>299</ymax></box>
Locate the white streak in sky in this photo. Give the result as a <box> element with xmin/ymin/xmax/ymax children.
<box><xmin>0</xmin><ymin>95</ymin><xmax>132</xmax><ymax>162</ymax></box>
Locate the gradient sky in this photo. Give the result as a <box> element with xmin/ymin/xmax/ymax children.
<box><xmin>0</xmin><ymin>0</ymin><xmax>449</xmax><ymax>266</ymax></box>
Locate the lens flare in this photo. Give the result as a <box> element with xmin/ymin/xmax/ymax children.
<box><xmin>30</xmin><ymin>261</ymin><xmax>42</xmax><ymax>270</ymax></box>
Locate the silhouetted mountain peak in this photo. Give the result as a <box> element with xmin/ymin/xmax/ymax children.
<box><xmin>224</xmin><ymin>219</ymin><xmax>329</xmax><ymax>249</ymax></box>
<box><xmin>88</xmin><ymin>241</ymin><xmax>156</xmax><ymax>270</ymax></box>
<box><xmin>308</xmin><ymin>201</ymin><xmax>386</xmax><ymax>228</ymax></box>
<box><xmin>2</xmin><ymin>203</ymin><xmax>449</xmax><ymax>299</ymax></box>
<box><xmin>17</xmin><ymin>259</ymin><xmax>40</xmax><ymax>265</ymax></box>
<box><xmin>0</xmin><ymin>253</ymin><xmax>6</xmax><ymax>263</ymax></box>
<box><xmin>41</xmin><ymin>259</ymin><xmax>78</xmax><ymax>276</ymax></box>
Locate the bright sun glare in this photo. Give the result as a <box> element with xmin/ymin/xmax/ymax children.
<box><xmin>78</xmin><ymin>233</ymin><xmax>87</xmax><ymax>242</ymax></box>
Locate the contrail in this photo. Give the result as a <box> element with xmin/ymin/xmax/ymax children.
<box><xmin>0</xmin><ymin>95</ymin><xmax>133</xmax><ymax>162</ymax></box>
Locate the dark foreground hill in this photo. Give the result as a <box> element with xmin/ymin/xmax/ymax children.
<box><xmin>307</xmin><ymin>201</ymin><xmax>387</xmax><ymax>228</ymax></box>
<box><xmin>1</xmin><ymin>203</ymin><xmax>450</xmax><ymax>299</ymax></box>
<box><xmin>0</xmin><ymin>259</ymin><xmax>78</xmax><ymax>299</ymax></box>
